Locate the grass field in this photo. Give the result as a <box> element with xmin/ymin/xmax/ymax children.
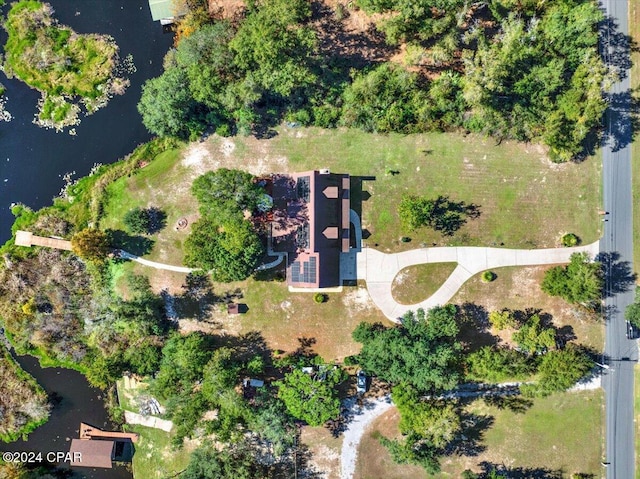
<box><xmin>98</xmin><ymin>128</ymin><xmax>602</xmax><ymax>359</ymax></box>
<box><xmin>355</xmin><ymin>390</ymin><xmax>603</xmax><ymax>479</ymax></box>
<box><xmin>126</xmin><ymin>425</ymin><xmax>193</xmax><ymax>479</ymax></box>
<box><xmin>451</xmin><ymin>265</ymin><xmax>604</xmax><ymax>352</ymax></box>
<box><xmin>391</xmin><ymin>263</ymin><xmax>457</xmax><ymax>304</ymax></box>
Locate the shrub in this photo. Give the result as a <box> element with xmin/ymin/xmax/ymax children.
<box><xmin>481</xmin><ymin>271</ymin><xmax>496</xmax><ymax>282</ymax></box>
<box><xmin>343</xmin><ymin>355</ymin><xmax>359</xmax><ymax>366</ymax></box>
<box><xmin>215</xmin><ymin>123</ymin><xmax>232</xmax><ymax>137</ymax></box>
<box><xmin>313</xmin><ymin>293</ymin><xmax>327</xmax><ymax>304</ymax></box>
<box><xmin>561</xmin><ymin>233</ymin><xmax>580</xmax><ymax>247</ymax></box>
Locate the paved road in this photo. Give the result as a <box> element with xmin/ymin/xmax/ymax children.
<box><xmin>601</xmin><ymin>0</ymin><xmax>637</xmax><ymax>476</ymax></box>
<box><xmin>357</xmin><ymin>241</ymin><xmax>600</xmax><ymax>321</ymax></box>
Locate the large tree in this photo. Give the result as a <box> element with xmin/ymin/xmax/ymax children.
<box><xmin>352</xmin><ymin>306</ymin><xmax>462</xmax><ymax>393</ymax></box>
<box><xmin>138</xmin><ymin>66</ymin><xmax>205</xmax><ymax>139</ymax></box>
<box><xmin>512</xmin><ymin>314</ymin><xmax>556</xmax><ymax>355</ymax></box>
<box><xmin>71</xmin><ymin>228</ymin><xmax>110</xmax><ymax>262</ymax></box>
<box><xmin>541</xmin><ymin>252</ymin><xmax>603</xmax><ymax>308</ymax></box>
<box><xmin>276</xmin><ymin>367</ymin><xmax>344</xmax><ymax>426</ymax></box>
<box><xmin>521</xmin><ymin>344</ymin><xmax>593</xmax><ymax>397</ymax></box>
<box><xmin>191</xmin><ymin>169</ymin><xmax>264</xmax><ymax>220</ymax></box>
<box><xmin>183</xmin><ymin>218</ymin><xmax>264</xmax><ymax>282</ymax></box>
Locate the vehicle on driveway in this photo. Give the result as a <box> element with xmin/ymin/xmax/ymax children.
<box><xmin>356</xmin><ymin>370</ymin><xmax>368</xmax><ymax>394</ymax></box>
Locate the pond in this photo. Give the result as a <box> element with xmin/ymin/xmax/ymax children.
<box><xmin>0</xmin><ymin>352</ymin><xmax>132</xmax><ymax>479</ymax></box>
<box><xmin>0</xmin><ymin>0</ymin><xmax>174</xmax><ymax>245</ymax></box>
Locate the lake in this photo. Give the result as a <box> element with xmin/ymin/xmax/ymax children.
<box><xmin>0</xmin><ymin>2</ymin><xmax>173</xmax><ymax>477</ymax></box>
<box><xmin>0</xmin><ymin>352</ymin><xmax>132</xmax><ymax>479</ymax></box>
<box><xmin>0</xmin><ymin>0</ymin><xmax>174</xmax><ymax>245</ymax></box>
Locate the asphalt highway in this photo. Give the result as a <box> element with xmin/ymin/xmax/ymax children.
<box><xmin>601</xmin><ymin>0</ymin><xmax>637</xmax><ymax>476</ymax></box>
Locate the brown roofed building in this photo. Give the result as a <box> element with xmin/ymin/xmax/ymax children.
<box><xmin>69</xmin><ymin>439</ymin><xmax>115</xmax><ymax>469</ymax></box>
<box><xmin>271</xmin><ymin>170</ymin><xmax>350</xmax><ymax>288</ymax></box>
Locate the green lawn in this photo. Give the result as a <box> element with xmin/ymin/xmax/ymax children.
<box><xmin>391</xmin><ymin>263</ymin><xmax>457</xmax><ymax>305</ymax></box>
<box><xmin>356</xmin><ymin>390</ymin><xmax>604</xmax><ymax>479</ymax></box>
<box><xmin>126</xmin><ymin>425</ymin><xmax>193</xmax><ymax>479</ymax></box>
<box><xmin>98</xmin><ymin>128</ymin><xmax>602</xmax><ymax>362</ymax></box>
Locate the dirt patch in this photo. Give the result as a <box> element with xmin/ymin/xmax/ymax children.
<box><xmin>301</xmin><ymin>426</ymin><xmax>342</xmax><ymax>479</ymax></box>
<box><xmin>208</xmin><ymin>0</ymin><xmax>245</xmax><ymax>19</ymax></box>
<box><xmin>341</xmin><ymin>285</ymin><xmax>376</xmax><ymax>312</ymax></box>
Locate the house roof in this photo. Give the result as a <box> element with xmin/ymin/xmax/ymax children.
<box><xmin>271</xmin><ymin>171</ymin><xmax>350</xmax><ymax>288</ymax></box>
<box><xmin>148</xmin><ymin>0</ymin><xmax>186</xmax><ymax>21</ymax></box>
<box><xmin>69</xmin><ymin>439</ymin><xmax>115</xmax><ymax>469</ymax></box>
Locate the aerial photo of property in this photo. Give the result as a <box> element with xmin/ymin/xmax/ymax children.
<box><xmin>0</xmin><ymin>0</ymin><xmax>638</xmax><ymax>478</ymax></box>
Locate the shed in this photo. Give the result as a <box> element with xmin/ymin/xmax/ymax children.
<box><xmin>148</xmin><ymin>0</ymin><xmax>187</xmax><ymax>24</ymax></box>
<box><xmin>69</xmin><ymin>439</ymin><xmax>115</xmax><ymax>469</ymax></box>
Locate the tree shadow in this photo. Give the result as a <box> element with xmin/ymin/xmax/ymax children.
<box><xmin>107</xmin><ymin>229</ymin><xmax>154</xmax><ymax>256</ymax></box>
<box><xmin>599</xmin><ymin>15</ymin><xmax>636</xmax><ymax>81</ymax></box>
<box><xmin>482</xmin><ymin>395</ymin><xmax>533</xmax><ymax>414</ymax></box>
<box><xmin>478</xmin><ymin>462</ymin><xmax>564</xmax><ymax>479</ymax></box>
<box><xmin>443</xmin><ymin>412</ymin><xmax>492</xmax><ymax>457</ymax></box>
<box><xmin>172</xmin><ymin>272</ymin><xmax>219</xmax><ymax>321</ymax></box>
<box><xmin>597</xmin><ymin>251</ymin><xmax>637</xmax><ymax>296</ymax></box>
<box><xmin>145</xmin><ymin>206</ymin><xmax>168</xmax><ymax>234</ymax></box>
<box><xmin>455</xmin><ymin>302</ymin><xmax>499</xmax><ymax>351</ymax></box>
<box><xmin>430</xmin><ymin>195</ymin><xmax>482</xmax><ymax>236</ymax></box>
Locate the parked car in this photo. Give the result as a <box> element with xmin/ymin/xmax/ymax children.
<box><xmin>356</xmin><ymin>370</ymin><xmax>367</xmax><ymax>394</ymax></box>
<box><xmin>626</xmin><ymin>321</ymin><xmax>638</xmax><ymax>340</ymax></box>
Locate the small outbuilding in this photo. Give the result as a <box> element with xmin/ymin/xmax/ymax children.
<box><xmin>69</xmin><ymin>439</ymin><xmax>115</xmax><ymax>469</ymax></box>
<box><xmin>148</xmin><ymin>0</ymin><xmax>187</xmax><ymax>25</ymax></box>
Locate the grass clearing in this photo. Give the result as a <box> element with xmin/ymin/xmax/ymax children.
<box><xmin>451</xmin><ymin>265</ymin><xmax>604</xmax><ymax>352</ymax></box>
<box><xmin>391</xmin><ymin>262</ymin><xmax>457</xmax><ymax>305</ymax></box>
<box><xmin>355</xmin><ymin>390</ymin><xmax>603</xmax><ymax>478</ymax></box>
<box><xmin>126</xmin><ymin>425</ymin><xmax>193</xmax><ymax>479</ymax></box>
<box><xmin>99</xmin><ymin>129</ymin><xmax>602</xmax><ymax>361</ymax></box>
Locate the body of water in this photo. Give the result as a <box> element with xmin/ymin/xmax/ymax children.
<box><xmin>0</xmin><ymin>0</ymin><xmax>174</xmax><ymax>244</ymax></box>
<box><xmin>0</xmin><ymin>2</ymin><xmax>173</xmax><ymax>477</ymax></box>
<box><xmin>0</xmin><ymin>353</ymin><xmax>132</xmax><ymax>479</ymax></box>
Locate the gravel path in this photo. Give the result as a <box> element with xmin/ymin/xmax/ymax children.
<box><xmin>340</xmin><ymin>395</ymin><xmax>393</xmax><ymax>479</ymax></box>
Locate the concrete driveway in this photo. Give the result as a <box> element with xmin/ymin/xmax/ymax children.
<box><xmin>357</xmin><ymin>241</ymin><xmax>600</xmax><ymax>321</ymax></box>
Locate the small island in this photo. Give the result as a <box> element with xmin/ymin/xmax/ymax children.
<box><xmin>3</xmin><ymin>0</ymin><xmax>129</xmax><ymax>131</ymax></box>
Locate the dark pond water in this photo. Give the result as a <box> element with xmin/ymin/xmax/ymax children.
<box><xmin>0</xmin><ymin>0</ymin><xmax>174</xmax><ymax>245</ymax></box>
<box><xmin>0</xmin><ymin>2</ymin><xmax>173</xmax><ymax>477</ymax></box>
<box><xmin>0</xmin><ymin>353</ymin><xmax>131</xmax><ymax>479</ymax></box>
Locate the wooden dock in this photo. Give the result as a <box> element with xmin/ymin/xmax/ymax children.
<box><xmin>79</xmin><ymin>422</ymin><xmax>139</xmax><ymax>443</ymax></box>
<box><xmin>15</xmin><ymin>230</ymin><xmax>73</xmax><ymax>251</ymax></box>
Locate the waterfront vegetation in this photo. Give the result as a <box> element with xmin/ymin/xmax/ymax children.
<box><xmin>3</xmin><ymin>0</ymin><xmax>122</xmax><ymax>129</ymax></box>
<box><xmin>0</xmin><ymin>345</ymin><xmax>49</xmax><ymax>443</ymax></box>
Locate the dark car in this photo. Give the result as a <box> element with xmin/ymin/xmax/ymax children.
<box><xmin>356</xmin><ymin>370</ymin><xmax>367</xmax><ymax>394</ymax></box>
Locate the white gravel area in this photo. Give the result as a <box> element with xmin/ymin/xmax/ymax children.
<box><xmin>340</xmin><ymin>395</ymin><xmax>393</xmax><ymax>479</ymax></box>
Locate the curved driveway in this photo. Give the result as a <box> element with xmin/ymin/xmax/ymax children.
<box><xmin>357</xmin><ymin>241</ymin><xmax>600</xmax><ymax>321</ymax></box>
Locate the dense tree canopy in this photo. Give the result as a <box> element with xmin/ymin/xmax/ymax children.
<box><xmin>466</xmin><ymin>346</ymin><xmax>535</xmax><ymax>383</ymax></box>
<box><xmin>521</xmin><ymin>344</ymin><xmax>593</xmax><ymax>397</ymax></box>
<box><xmin>276</xmin><ymin>366</ymin><xmax>345</xmax><ymax>426</ymax></box>
<box><xmin>353</xmin><ymin>306</ymin><xmax>462</xmax><ymax>393</ymax></box>
<box><xmin>138</xmin><ymin>0</ymin><xmax>609</xmax><ymax>160</ymax></box>
<box><xmin>71</xmin><ymin>228</ymin><xmax>110</xmax><ymax>262</ymax></box>
<box><xmin>512</xmin><ymin>314</ymin><xmax>557</xmax><ymax>355</ymax></box>
<box><xmin>183</xmin><ymin>218</ymin><xmax>264</xmax><ymax>282</ymax></box>
<box><xmin>191</xmin><ymin>169</ymin><xmax>264</xmax><ymax>220</ymax></box>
